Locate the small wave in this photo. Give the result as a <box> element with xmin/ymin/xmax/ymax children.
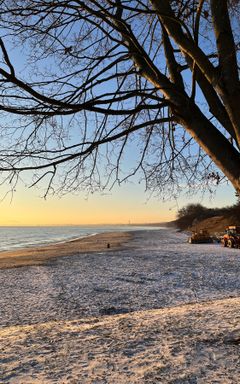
<box><xmin>0</xmin><ymin>225</ymin><xmax>159</xmax><ymax>252</ymax></box>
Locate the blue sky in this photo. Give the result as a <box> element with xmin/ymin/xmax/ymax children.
<box><xmin>0</xmin><ymin>3</ymin><xmax>237</xmax><ymax>225</ymax></box>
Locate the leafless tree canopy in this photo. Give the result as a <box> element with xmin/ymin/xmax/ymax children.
<box><xmin>0</xmin><ymin>0</ymin><xmax>239</xmax><ymax>198</ymax></box>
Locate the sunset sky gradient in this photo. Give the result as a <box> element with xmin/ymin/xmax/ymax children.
<box><xmin>0</xmin><ymin>180</ymin><xmax>236</xmax><ymax>226</ymax></box>
<box><xmin>0</xmin><ymin>9</ymin><xmax>237</xmax><ymax>226</ymax></box>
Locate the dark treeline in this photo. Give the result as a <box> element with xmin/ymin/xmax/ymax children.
<box><xmin>176</xmin><ymin>202</ymin><xmax>240</xmax><ymax>230</ymax></box>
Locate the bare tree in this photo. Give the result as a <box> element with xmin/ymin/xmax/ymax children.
<box><xmin>0</xmin><ymin>0</ymin><xmax>239</xmax><ymax>198</ymax></box>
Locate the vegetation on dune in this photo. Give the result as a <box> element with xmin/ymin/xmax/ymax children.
<box><xmin>176</xmin><ymin>202</ymin><xmax>240</xmax><ymax>231</ymax></box>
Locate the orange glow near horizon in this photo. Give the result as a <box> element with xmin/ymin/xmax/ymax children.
<box><xmin>0</xmin><ymin>181</ymin><xmax>236</xmax><ymax>227</ymax></box>
<box><xmin>0</xmin><ymin>184</ymin><xmax>175</xmax><ymax>226</ymax></box>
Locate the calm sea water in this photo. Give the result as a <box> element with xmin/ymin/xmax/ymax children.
<box><xmin>0</xmin><ymin>225</ymin><xmax>159</xmax><ymax>252</ymax></box>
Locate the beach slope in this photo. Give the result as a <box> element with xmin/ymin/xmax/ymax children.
<box><xmin>0</xmin><ymin>231</ymin><xmax>132</xmax><ymax>269</ymax></box>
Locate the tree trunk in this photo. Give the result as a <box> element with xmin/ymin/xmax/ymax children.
<box><xmin>175</xmin><ymin>101</ymin><xmax>240</xmax><ymax>193</ymax></box>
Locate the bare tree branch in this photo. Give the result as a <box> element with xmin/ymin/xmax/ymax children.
<box><xmin>0</xmin><ymin>0</ymin><xmax>238</xmax><ymax>197</ymax></box>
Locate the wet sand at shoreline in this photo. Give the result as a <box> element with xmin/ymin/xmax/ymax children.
<box><xmin>0</xmin><ymin>231</ymin><xmax>132</xmax><ymax>270</ymax></box>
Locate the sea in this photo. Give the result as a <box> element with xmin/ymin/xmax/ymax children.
<box><xmin>0</xmin><ymin>225</ymin><xmax>159</xmax><ymax>252</ymax></box>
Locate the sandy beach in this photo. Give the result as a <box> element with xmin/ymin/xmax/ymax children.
<box><xmin>0</xmin><ymin>231</ymin><xmax>132</xmax><ymax>270</ymax></box>
<box><xmin>0</xmin><ymin>229</ymin><xmax>239</xmax><ymax>383</ymax></box>
<box><xmin>1</xmin><ymin>297</ymin><xmax>239</xmax><ymax>383</ymax></box>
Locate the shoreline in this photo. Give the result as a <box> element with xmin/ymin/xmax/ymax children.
<box><xmin>0</xmin><ymin>229</ymin><xmax>239</xmax><ymax>382</ymax></box>
<box><xmin>0</xmin><ymin>231</ymin><xmax>133</xmax><ymax>270</ymax></box>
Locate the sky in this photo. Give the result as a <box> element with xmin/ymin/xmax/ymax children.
<box><xmin>0</xmin><ymin>178</ymin><xmax>236</xmax><ymax>226</ymax></box>
<box><xmin>0</xmin><ymin>4</ymin><xmax>238</xmax><ymax>226</ymax></box>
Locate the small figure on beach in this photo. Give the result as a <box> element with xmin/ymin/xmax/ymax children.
<box><xmin>107</xmin><ymin>243</ymin><xmax>110</xmax><ymax>248</ymax></box>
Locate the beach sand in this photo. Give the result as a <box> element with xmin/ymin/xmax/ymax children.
<box><xmin>0</xmin><ymin>229</ymin><xmax>239</xmax><ymax>383</ymax></box>
<box><xmin>0</xmin><ymin>231</ymin><xmax>132</xmax><ymax>270</ymax></box>
<box><xmin>0</xmin><ymin>297</ymin><xmax>239</xmax><ymax>383</ymax></box>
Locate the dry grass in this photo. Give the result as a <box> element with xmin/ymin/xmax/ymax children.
<box><xmin>190</xmin><ymin>215</ymin><xmax>237</xmax><ymax>235</ymax></box>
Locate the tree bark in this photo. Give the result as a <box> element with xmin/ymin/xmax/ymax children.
<box><xmin>210</xmin><ymin>0</ymin><xmax>240</xmax><ymax>146</ymax></box>
<box><xmin>176</xmin><ymin>101</ymin><xmax>240</xmax><ymax>192</ymax></box>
